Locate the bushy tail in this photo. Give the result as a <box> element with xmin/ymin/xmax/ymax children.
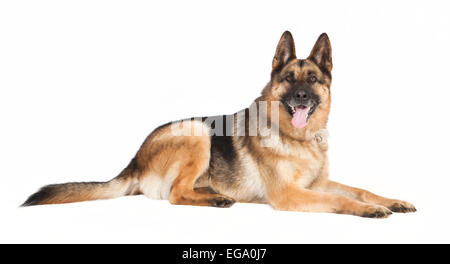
<box><xmin>22</xmin><ymin>158</ymin><xmax>140</xmax><ymax>206</ymax></box>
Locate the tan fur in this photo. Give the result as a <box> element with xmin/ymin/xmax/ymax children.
<box><xmin>23</xmin><ymin>32</ymin><xmax>416</xmax><ymax>218</ymax></box>
<box><xmin>238</xmin><ymin>32</ymin><xmax>415</xmax><ymax>217</ymax></box>
<box><xmin>23</xmin><ymin>174</ymin><xmax>138</xmax><ymax>206</ymax></box>
<box><xmin>136</xmin><ymin>120</ymin><xmax>235</xmax><ymax>207</ymax></box>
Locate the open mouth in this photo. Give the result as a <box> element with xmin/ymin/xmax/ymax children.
<box><xmin>286</xmin><ymin>103</ymin><xmax>312</xmax><ymax>129</ymax></box>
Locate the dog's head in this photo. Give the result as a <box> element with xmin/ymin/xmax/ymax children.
<box><xmin>261</xmin><ymin>31</ymin><xmax>332</xmax><ymax>140</ymax></box>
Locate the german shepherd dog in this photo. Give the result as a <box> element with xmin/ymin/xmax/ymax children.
<box><xmin>23</xmin><ymin>32</ymin><xmax>416</xmax><ymax>218</ymax></box>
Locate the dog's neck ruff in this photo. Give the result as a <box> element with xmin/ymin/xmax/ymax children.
<box><xmin>314</xmin><ymin>128</ymin><xmax>328</xmax><ymax>151</ymax></box>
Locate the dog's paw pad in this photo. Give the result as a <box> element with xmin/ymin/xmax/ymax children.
<box><xmin>208</xmin><ymin>196</ymin><xmax>235</xmax><ymax>208</ymax></box>
<box><xmin>388</xmin><ymin>201</ymin><xmax>416</xmax><ymax>213</ymax></box>
<box><xmin>361</xmin><ymin>205</ymin><xmax>392</xmax><ymax>218</ymax></box>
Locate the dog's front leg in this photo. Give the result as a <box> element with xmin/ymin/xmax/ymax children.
<box><xmin>267</xmin><ymin>186</ymin><xmax>392</xmax><ymax>218</ymax></box>
<box><xmin>311</xmin><ymin>180</ymin><xmax>416</xmax><ymax>213</ymax></box>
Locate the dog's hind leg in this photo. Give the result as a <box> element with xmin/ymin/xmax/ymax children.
<box><xmin>169</xmin><ymin>156</ymin><xmax>235</xmax><ymax>208</ymax></box>
<box><xmin>168</xmin><ymin>135</ymin><xmax>235</xmax><ymax>208</ymax></box>
<box><xmin>137</xmin><ymin>120</ymin><xmax>235</xmax><ymax>208</ymax></box>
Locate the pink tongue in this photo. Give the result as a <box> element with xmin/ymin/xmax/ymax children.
<box><xmin>291</xmin><ymin>107</ymin><xmax>309</xmax><ymax>129</ymax></box>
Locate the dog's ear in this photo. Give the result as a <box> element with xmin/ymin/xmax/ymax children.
<box><xmin>308</xmin><ymin>33</ymin><xmax>332</xmax><ymax>73</ymax></box>
<box><xmin>272</xmin><ymin>31</ymin><xmax>296</xmax><ymax>72</ymax></box>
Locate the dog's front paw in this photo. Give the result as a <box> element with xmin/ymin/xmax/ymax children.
<box><xmin>361</xmin><ymin>205</ymin><xmax>392</xmax><ymax>218</ymax></box>
<box><xmin>387</xmin><ymin>200</ymin><xmax>416</xmax><ymax>213</ymax></box>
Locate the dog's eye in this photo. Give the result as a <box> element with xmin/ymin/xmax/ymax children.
<box><xmin>307</xmin><ymin>75</ymin><xmax>317</xmax><ymax>84</ymax></box>
<box><xmin>285</xmin><ymin>73</ymin><xmax>295</xmax><ymax>83</ymax></box>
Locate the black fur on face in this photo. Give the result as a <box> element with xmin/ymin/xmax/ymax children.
<box><xmin>280</xmin><ymin>81</ymin><xmax>321</xmax><ymax>121</ymax></box>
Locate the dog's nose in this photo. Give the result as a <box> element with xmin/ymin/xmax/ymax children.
<box><xmin>295</xmin><ymin>90</ymin><xmax>309</xmax><ymax>100</ymax></box>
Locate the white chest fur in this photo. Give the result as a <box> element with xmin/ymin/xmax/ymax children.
<box><xmin>236</xmin><ymin>153</ymin><xmax>267</xmax><ymax>201</ymax></box>
<box><xmin>275</xmin><ymin>129</ymin><xmax>328</xmax><ymax>188</ymax></box>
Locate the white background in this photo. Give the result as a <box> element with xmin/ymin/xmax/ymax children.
<box><xmin>1</xmin><ymin>0</ymin><xmax>449</xmax><ymax>243</ymax></box>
